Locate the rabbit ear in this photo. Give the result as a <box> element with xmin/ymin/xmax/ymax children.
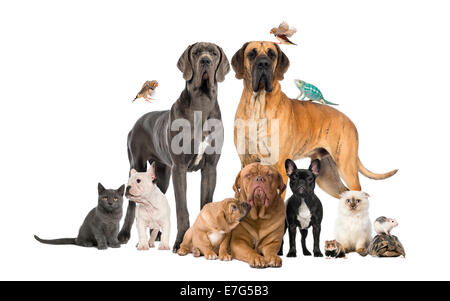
<box><xmin>177</xmin><ymin>44</ymin><xmax>196</xmax><ymax>81</ymax></box>
<box><xmin>215</xmin><ymin>45</ymin><xmax>230</xmax><ymax>83</ymax></box>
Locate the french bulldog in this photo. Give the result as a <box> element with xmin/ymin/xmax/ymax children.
<box><xmin>126</xmin><ymin>163</ymin><xmax>171</xmax><ymax>250</ymax></box>
<box><xmin>279</xmin><ymin>159</ymin><xmax>324</xmax><ymax>257</ymax></box>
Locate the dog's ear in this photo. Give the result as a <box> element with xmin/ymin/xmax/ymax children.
<box><xmin>147</xmin><ymin>162</ymin><xmax>157</xmax><ymax>182</ymax></box>
<box><xmin>232</xmin><ymin>170</ymin><xmax>242</xmax><ymax>198</ymax></box>
<box><xmin>116</xmin><ymin>184</ymin><xmax>125</xmax><ymax>196</ymax></box>
<box><xmin>130</xmin><ymin>168</ymin><xmax>137</xmax><ymax>175</ymax></box>
<box><xmin>215</xmin><ymin>45</ymin><xmax>230</xmax><ymax>83</ymax></box>
<box><xmin>285</xmin><ymin>159</ymin><xmax>297</xmax><ymax>176</ymax></box>
<box><xmin>177</xmin><ymin>43</ymin><xmax>196</xmax><ymax>81</ymax></box>
<box><xmin>231</xmin><ymin>42</ymin><xmax>249</xmax><ymax>79</ymax></box>
<box><xmin>98</xmin><ymin>182</ymin><xmax>106</xmax><ymax>194</ymax></box>
<box><xmin>309</xmin><ymin>159</ymin><xmax>321</xmax><ymax>176</ymax></box>
<box><xmin>277</xmin><ymin>172</ymin><xmax>286</xmax><ymax>196</ymax></box>
<box><xmin>274</xmin><ymin>43</ymin><xmax>290</xmax><ymax>81</ymax></box>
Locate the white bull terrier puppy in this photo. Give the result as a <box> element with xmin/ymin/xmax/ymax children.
<box><xmin>125</xmin><ymin>163</ymin><xmax>170</xmax><ymax>250</ymax></box>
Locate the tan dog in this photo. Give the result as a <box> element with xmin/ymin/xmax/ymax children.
<box><xmin>177</xmin><ymin>198</ymin><xmax>250</xmax><ymax>260</ymax></box>
<box><xmin>232</xmin><ymin>41</ymin><xmax>397</xmax><ymax>199</ymax></box>
<box><xmin>230</xmin><ymin>163</ymin><xmax>286</xmax><ymax>268</ymax></box>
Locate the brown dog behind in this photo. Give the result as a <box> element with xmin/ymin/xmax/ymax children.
<box><xmin>230</xmin><ymin>163</ymin><xmax>286</xmax><ymax>268</ymax></box>
<box><xmin>177</xmin><ymin>198</ymin><xmax>250</xmax><ymax>260</ymax></box>
<box><xmin>232</xmin><ymin>41</ymin><xmax>397</xmax><ymax>199</ymax></box>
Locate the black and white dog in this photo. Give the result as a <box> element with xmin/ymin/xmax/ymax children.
<box><xmin>279</xmin><ymin>159</ymin><xmax>324</xmax><ymax>257</ymax></box>
<box><xmin>118</xmin><ymin>42</ymin><xmax>230</xmax><ymax>252</ymax></box>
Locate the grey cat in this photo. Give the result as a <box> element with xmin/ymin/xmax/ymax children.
<box><xmin>34</xmin><ymin>183</ymin><xmax>125</xmax><ymax>250</ymax></box>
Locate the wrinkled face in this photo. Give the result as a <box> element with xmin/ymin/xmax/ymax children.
<box><xmin>233</xmin><ymin>163</ymin><xmax>286</xmax><ymax>209</ymax></box>
<box><xmin>340</xmin><ymin>191</ymin><xmax>370</xmax><ymax>212</ymax></box>
<box><xmin>324</xmin><ymin>240</ymin><xmax>338</xmax><ymax>251</ymax></box>
<box><xmin>97</xmin><ymin>184</ymin><xmax>124</xmax><ymax>212</ymax></box>
<box><xmin>189</xmin><ymin>43</ymin><xmax>221</xmax><ymax>90</ymax></box>
<box><xmin>125</xmin><ymin>167</ymin><xmax>156</xmax><ymax>204</ymax></box>
<box><xmin>231</xmin><ymin>41</ymin><xmax>289</xmax><ymax>93</ymax></box>
<box><xmin>223</xmin><ymin>198</ymin><xmax>251</xmax><ymax>224</ymax></box>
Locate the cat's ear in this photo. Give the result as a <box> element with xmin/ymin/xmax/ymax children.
<box><xmin>148</xmin><ymin>162</ymin><xmax>156</xmax><ymax>181</ymax></box>
<box><xmin>98</xmin><ymin>183</ymin><xmax>106</xmax><ymax>194</ymax></box>
<box><xmin>116</xmin><ymin>184</ymin><xmax>125</xmax><ymax>196</ymax></box>
<box><xmin>362</xmin><ymin>192</ymin><xmax>370</xmax><ymax>198</ymax></box>
<box><xmin>130</xmin><ymin>169</ymin><xmax>137</xmax><ymax>175</ymax></box>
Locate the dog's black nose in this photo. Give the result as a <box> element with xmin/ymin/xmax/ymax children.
<box><xmin>256</xmin><ymin>176</ymin><xmax>265</xmax><ymax>182</ymax></box>
<box><xmin>242</xmin><ymin>202</ymin><xmax>251</xmax><ymax>211</ymax></box>
<box><xmin>256</xmin><ymin>58</ymin><xmax>270</xmax><ymax>69</ymax></box>
<box><xmin>126</xmin><ymin>185</ymin><xmax>131</xmax><ymax>194</ymax></box>
<box><xmin>200</xmin><ymin>57</ymin><xmax>211</xmax><ymax>66</ymax></box>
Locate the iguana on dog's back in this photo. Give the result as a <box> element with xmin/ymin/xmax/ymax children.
<box><xmin>294</xmin><ymin>79</ymin><xmax>338</xmax><ymax>106</ymax></box>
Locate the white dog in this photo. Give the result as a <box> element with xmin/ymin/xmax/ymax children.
<box><xmin>126</xmin><ymin>163</ymin><xmax>170</xmax><ymax>250</ymax></box>
<box><xmin>335</xmin><ymin>191</ymin><xmax>372</xmax><ymax>256</ymax></box>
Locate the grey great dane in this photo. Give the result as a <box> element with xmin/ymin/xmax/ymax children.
<box><xmin>118</xmin><ymin>42</ymin><xmax>230</xmax><ymax>252</ymax></box>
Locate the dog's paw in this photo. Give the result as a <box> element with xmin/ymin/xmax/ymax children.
<box><xmin>158</xmin><ymin>244</ymin><xmax>170</xmax><ymax>251</ymax></box>
<box><xmin>248</xmin><ymin>255</ymin><xmax>267</xmax><ymax>268</ymax></box>
<box><xmin>177</xmin><ymin>247</ymin><xmax>190</xmax><ymax>256</ymax></box>
<box><xmin>172</xmin><ymin>241</ymin><xmax>181</xmax><ymax>253</ymax></box>
<box><xmin>303</xmin><ymin>249</ymin><xmax>312</xmax><ymax>256</ymax></box>
<box><xmin>192</xmin><ymin>248</ymin><xmax>201</xmax><ymax>257</ymax></box>
<box><xmin>137</xmin><ymin>242</ymin><xmax>150</xmax><ymax>251</ymax></box>
<box><xmin>117</xmin><ymin>231</ymin><xmax>130</xmax><ymax>244</ymax></box>
<box><xmin>265</xmin><ymin>255</ymin><xmax>282</xmax><ymax>268</ymax></box>
<box><xmin>314</xmin><ymin>251</ymin><xmax>323</xmax><ymax>257</ymax></box>
<box><xmin>204</xmin><ymin>252</ymin><xmax>218</xmax><ymax>260</ymax></box>
<box><xmin>219</xmin><ymin>253</ymin><xmax>232</xmax><ymax>261</ymax></box>
<box><xmin>148</xmin><ymin>242</ymin><xmax>155</xmax><ymax>248</ymax></box>
<box><xmin>287</xmin><ymin>250</ymin><xmax>297</xmax><ymax>257</ymax></box>
<box><xmin>277</xmin><ymin>249</ymin><xmax>283</xmax><ymax>256</ymax></box>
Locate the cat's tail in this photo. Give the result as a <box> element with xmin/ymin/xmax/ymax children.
<box><xmin>34</xmin><ymin>235</ymin><xmax>76</xmax><ymax>245</ymax></box>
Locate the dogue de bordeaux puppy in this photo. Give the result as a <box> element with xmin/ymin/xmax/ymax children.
<box><xmin>230</xmin><ymin>163</ymin><xmax>286</xmax><ymax>268</ymax></box>
<box><xmin>232</xmin><ymin>41</ymin><xmax>397</xmax><ymax>199</ymax></box>
<box><xmin>177</xmin><ymin>198</ymin><xmax>250</xmax><ymax>261</ymax></box>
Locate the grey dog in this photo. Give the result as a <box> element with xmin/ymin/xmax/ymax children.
<box><xmin>118</xmin><ymin>42</ymin><xmax>230</xmax><ymax>252</ymax></box>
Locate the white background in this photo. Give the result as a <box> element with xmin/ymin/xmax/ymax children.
<box><xmin>1</xmin><ymin>0</ymin><xmax>449</xmax><ymax>281</ymax></box>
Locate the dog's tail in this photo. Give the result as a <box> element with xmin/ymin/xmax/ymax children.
<box><xmin>358</xmin><ymin>158</ymin><xmax>398</xmax><ymax>180</ymax></box>
<box><xmin>34</xmin><ymin>235</ymin><xmax>76</xmax><ymax>245</ymax></box>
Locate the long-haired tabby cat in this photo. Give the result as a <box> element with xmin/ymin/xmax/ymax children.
<box><xmin>34</xmin><ymin>183</ymin><xmax>125</xmax><ymax>250</ymax></box>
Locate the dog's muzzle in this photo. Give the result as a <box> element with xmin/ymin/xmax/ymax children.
<box><xmin>252</xmin><ymin>56</ymin><xmax>273</xmax><ymax>93</ymax></box>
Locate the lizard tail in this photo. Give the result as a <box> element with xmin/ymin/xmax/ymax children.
<box><xmin>323</xmin><ymin>99</ymin><xmax>339</xmax><ymax>106</ymax></box>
